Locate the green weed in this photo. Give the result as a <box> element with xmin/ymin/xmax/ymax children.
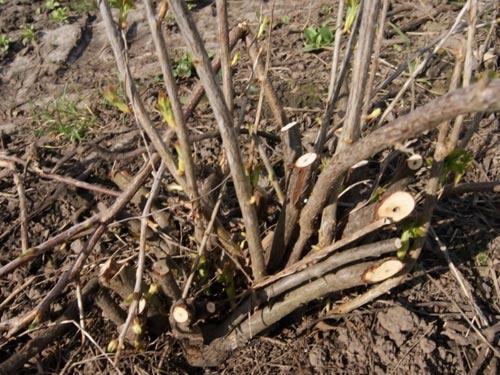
<box><xmin>344</xmin><ymin>0</ymin><xmax>360</xmax><ymax>33</ymax></box>
<box><xmin>51</xmin><ymin>6</ymin><xmax>69</xmax><ymax>23</ymax></box>
<box><xmin>303</xmin><ymin>23</ymin><xmax>333</xmax><ymax>52</ymax></box>
<box><xmin>397</xmin><ymin>222</ymin><xmax>425</xmax><ymax>259</ymax></box>
<box><xmin>69</xmin><ymin>0</ymin><xmax>97</xmax><ymax>13</ymax></box>
<box><xmin>45</xmin><ymin>0</ymin><xmax>60</xmax><ymax>11</ymax></box>
<box><xmin>0</xmin><ymin>34</ymin><xmax>11</xmax><ymax>53</ymax></box>
<box><xmin>475</xmin><ymin>251</ymin><xmax>489</xmax><ymax>267</ymax></box>
<box><xmin>174</xmin><ymin>52</ymin><xmax>194</xmax><ymax>79</ymax></box>
<box><xmin>281</xmin><ymin>15</ymin><xmax>291</xmax><ymax>26</ymax></box>
<box><xmin>217</xmin><ymin>264</ymin><xmax>236</xmax><ymax>308</ymax></box>
<box><xmin>443</xmin><ymin>149</ymin><xmax>473</xmax><ymax>184</ymax></box>
<box><xmin>33</xmin><ymin>93</ymin><xmax>95</xmax><ymax>143</ymax></box>
<box><xmin>388</xmin><ymin>22</ymin><xmax>410</xmax><ymax>47</ymax></box>
<box><xmin>109</xmin><ymin>0</ymin><xmax>134</xmax><ymax>29</ymax></box>
<box><xmin>21</xmin><ymin>25</ymin><xmax>36</xmax><ymax>45</ymax></box>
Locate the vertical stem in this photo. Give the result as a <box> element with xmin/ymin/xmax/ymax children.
<box><xmin>361</xmin><ymin>0</ymin><xmax>389</xmax><ymax>121</ymax></box>
<box><xmin>143</xmin><ymin>0</ymin><xmax>200</xmax><ymax>205</ymax></box>
<box><xmin>448</xmin><ymin>0</ymin><xmax>477</xmax><ymax>150</ymax></box>
<box><xmin>216</xmin><ymin>0</ymin><xmax>233</xmax><ymax>113</ymax></box>
<box><xmin>98</xmin><ymin>0</ymin><xmax>184</xmax><ymax>188</ymax></box>
<box><xmin>246</xmin><ymin>35</ymin><xmax>302</xmax><ymax>171</ymax></box>
<box><xmin>316</xmin><ymin>0</ymin><xmax>379</xmax><ymax>249</ymax></box>
<box><xmin>314</xmin><ymin>1</ymin><xmax>361</xmax><ymax>152</ymax></box>
<box><xmin>337</xmin><ymin>0</ymin><xmax>380</xmax><ymax>151</ymax></box>
<box><xmin>116</xmin><ymin>162</ymin><xmax>166</xmax><ymax>362</ymax></box>
<box><xmin>326</xmin><ymin>0</ymin><xmax>345</xmax><ymax>103</ymax></box>
<box><xmin>182</xmin><ymin>23</ymin><xmax>248</xmax><ymax>119</ymax></box>
<box><xmin>168</xmin><ymin>0</ymin><xmax>266</xmax><ymax>279</ymax></box>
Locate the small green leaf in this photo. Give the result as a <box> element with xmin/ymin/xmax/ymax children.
<box><xmin>344</xmin><ymin>0</ymin><xmax>360</xmax><ymax>33</ymax></box>
<box><xmin>132</xmin><ymin>319</ymin><xmax>142</xmax><ymax>335</ymax></box>
<box><xmin>304</xmin><ymin>27</ymin><xmax>318</xmax><ymax>42</ymax></box>
<box><xmin>157</xmin><ymin>91</ymin><xmax>176</xmax><ymax>128</ymax></box>
<box><xmin>443</xmin><ymin>148</ymin><xmax>473</xmax><ymax>184</ymax></box>
<box><xmin>197</xmin><ymin>255</ymin><xmax>208</xmax><ymax>279</ymax></box>
<box><xmin>303</xmin><ymin>24</ymin><xmax>333</xmax><ymax>52</ymax></box>
<box><xmin>102</xmin><ymin>85</ymin><xmax>130</xmax><ymax>113</ymax></box>
<box><xmin>398</xmin><ymin>222</ymin><xmax>426</xmax><ymax>259</ymax></box>
<box><xmin>174</xmin><ymin>143</ymin><xmax>185</xmax><ymax>175</ymax></box>
<box><xmin>174</xmin><ymin>52</ymin><xmax>194</xmax><ymax>79</ymax></box>
<box><xmin>217</xmin><ymin>264</ymin><xmax>236</xmax><ymax>307</ymax></box>
<box><xmin>107</xmin><ymin>339</ymin><xmax>119</xmax><ymax>352</ymax></box>
<box><xmin>0</xmin><ymin>34</ymin><xmax>11</xmax><ymax>53</ymax></box>
<box><xmin>318</xmin><ymin>25</ymin><xmax>333</xmax><ymax>41</ymax></box>
<box><xmin>246</xmin><ymin>164</ymin><xmax>261</xmax><ymax>189</ymax></box>
<box><xmin>475</xmin><ymin>251</ymin><xmax>489</xmax><ymax>267</ymax></box>
<box><xmin>369</xmin><ymin>187</ymin><xmax>385</xmax><ymax>204</ymax></box>
<box><xmin>109</xmin><ymin>0</ymin><xmax>134</xmax><ymax>29</ymax></box>
<box><xmin>257</xmin><ymin>16</ymin><xmax>270</xmax><ymax>39</ymax></box>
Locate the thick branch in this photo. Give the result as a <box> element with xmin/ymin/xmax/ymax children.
<box><xmin>292</xmin><ymin>79</ymin><xmax>500</xmax><ymax>260</ymax></box>
<box><xmin>198</xmin><ymin>258</ymin><xmax>400</xmax><ymax>366</ymax></box>
<box><xmin>316</xmin><ymin>0</ymin><xmax>379</xmax><ymax>250</ymax></box>
<box><xmin>213</xmin><ymin>238</ymin><xmax>400</xmax><ymax>339</ymax></box>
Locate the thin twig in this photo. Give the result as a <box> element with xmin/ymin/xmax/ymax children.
<box><xmin>143</xmin><ymin>0</ymin><xmax>200</xmax><ymax>207</ymax></box>
<box><xmin>448</xmin><ymin>0</ymin><xmax>477</xmax><ymax>150</ymax></box>
<box><xmin>0</xmin><ymin>279</ymin><xmax>100</xmax><ymax>374</ymax></box>
<box><xmin>256</xmin><ymin>141</ymin><xmax>285</xmax><ymax>204</ymax></box>
<box><xmin>182</xmin><ymin>184</ymin><xmax>226</xmax><ymax>299</ymax></box>
<box><xmin>429</xmin><ymin>227</ymin><xmax>489</xmax><ymax>326</ymax></box>
<box><xmin>0</xmin><ymin>156</ymin><xmax>156</xmax><ymax>278</ymax></box>
<box><xmin>316</xmin><ymin>0</ymin><xmax>379</xmax><ymax>249</ymax></box>
<box><xmin>98</xmin><ymin>0</ymin><xmax>184</xmax><ymax>188</ymax></box>
<box><xmin>427</xmin><ymin>275</ymin><xmax>500</xmax><ymax>357</ymax></box>
<box><xmin>246</xmin><ymin>32</ymin><xmax>302</xmax><ymax>171</ymax></box>
<box><xmin>12</xmin><ymin>171</ymin><xmax>29</xmax><ymax>253</ymax></box>
<box><xmin>216</xmin><ymin>0</ymin><xmax>233</xmax><ymax>113</ymax></box>
<box><xmin>361</xmin><ymin>0</ymin><xmax>389</xmax><ymax>121</ymax></box>
<box><xmin>377</xmin><ymin>3</ymin><xmax>469</xmax><ymax>126</ymax></box>
<box><xmin>116</xmin><ymin>161</ymin><xmax>166</xmax><ymax>363</ymax></box>
<box><xmin>326</xmin><ymin>0</ymin><xmax>345</xmax><ymax>103</ymax></box>
<box><xmin>442</xmin><ymin>180</ymin><xmax>500</xmax><ymax>196</ymax></box>
<box><xmin>0</xmin><ymin>155</ymin><xmax>121</xmax><ymax>197</ymax></box>
<box><xmin>314</xmin><ymin>1</ymin><xmax>362</xmax><ymax>152</ymax></box>
<box><xmin>61</xmin><ymin>320</ymin><xmax>124</xmax><ymax>375</ymax></box>
<box><xmin>75</xmin><ymin>283</ymin><xmax>85</xmax><ymax>343</ymax></box>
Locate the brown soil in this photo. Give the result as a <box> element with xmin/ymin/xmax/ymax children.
<box><xmin>0</xmin><ymin>0</ymin><xmax>499</xmax><ymax>374</ymax></box>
